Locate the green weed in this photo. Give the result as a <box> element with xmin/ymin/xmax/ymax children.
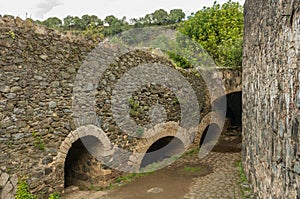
<box><xmin>15</xmin><ymin>180</ymin><xmax>37</xmax><ymax>199</ymax></box>
<box><xmin>6</xmin><ymin>30</ymin><xmax>16</xmax><ymax>39</ymax></box>
<box><xmin>237</xmin><ymin>160</ymin><xmax>253</xmax><ymax>198</ymax></box>
<box><xmin>32</xmin><ymin>132</ymin><xmax>45</xmax><ymax>151</ymax></box>
<box><xmin>183</xmin><ymin>166</ymin><xmax>201</xmax><ymax>172</ymax></box>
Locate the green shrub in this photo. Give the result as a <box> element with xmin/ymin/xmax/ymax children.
<box><xmin>15</xmin><ymin>180</ymin><xmax>36</xmax><ymax>199</ymax></box>
<box><xmin>179</xmin><ymin>0</ymin><xmax>244</xmax><ymax>67</ymax></box>
<box><xmin>16</xmin><ymin>179</ymin><xmax>61</xmax><ymax>199</ymax></box>
<box><xmin>49</xmin><ymin>192</ymin><xmax>60</xmax><ymax>199</ymax></box>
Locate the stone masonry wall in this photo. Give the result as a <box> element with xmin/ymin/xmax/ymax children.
<box><xmin>0</xmin><ymin>170</ymin><xmax>17</xmax><ymax>199</ymax></box>
<box><xmin>0</xmin><ymin>16</ymin><xmax>98</xmax><ymax>197</ymax></box>
<box><xmin>243</xmin><ymin>0</ymin><xmax>300</xmax><ymax>198</ymax></box>
<box><xmin>0</xmin><ymin>16</ymin><xmax>242</xmax><ymax>197</ymax></box>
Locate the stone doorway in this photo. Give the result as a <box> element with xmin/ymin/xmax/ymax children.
<box><xmin>199</xmin><ymin>91</ymin><xmax>243</xmax><ymax>152</ymax></box>
<box><xmin>225</xmin><ymin>91</ymin><xmax>242</xmax><ymax>127</ymax></box>
<box><xmin>140</xmin><ymin>136</ymin><xmax>185</xmax><ymax>169</ymax></box>
<box><xmin>64</xmin><ymin>136</ymin><xmax>112</xmax><ymax>190</ymax></box>
<box><xmin>213</xmin><ymin>91</ymin><xmax>242</xmax><ymax>127</ymax></box>
<box><xmin>199</xmin><ymin>123</ymin><xmax>221</xmax><ymax>146</ymax></box>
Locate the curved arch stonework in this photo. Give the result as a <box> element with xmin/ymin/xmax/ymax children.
<box><xmin>54</xmin><ymin>125</ymin><xmax>113</xmax><ymax>165</ymax></box>
<box><xmin>193</xmin><ymin>111</ymin><xmax>224</xmax><ymax>147</ymax></box>
<box><xmin>210</xmin><ymin>88</ymin><xmax>242</xmax><ymax>105</ymax></box>
<box><xmin>130</xmin><ymin>121</ymin><xmax>194</xmax><ymax>168</ymax></box>
<box><xmin>225</xmin><ymin>87</ymin><xmax>242</xmax><ymax>96</ymax></box>
<box><xmin>48</xmin><ymin>125</ymin><xmax>114</xmax><ymax>190</ymax></box>
<box><xmin>134</xmin><ymin>121</ymin><xmax>192</xmax><ymax>154</ymax></box>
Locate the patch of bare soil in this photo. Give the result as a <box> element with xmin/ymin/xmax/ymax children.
<box><xmin>102</xmin><ymin>163</ymin><xmax>211</xmax><ymax>199</ymax></box>
<box><xmin>62</xmin><ymin>156</ymin><xmax>212</xmax><ymax>199</ymax></box>
<box><xmin>212</xmin><ymin>127</ymin><xmax>242</xmax><ymax>153</ymax></box>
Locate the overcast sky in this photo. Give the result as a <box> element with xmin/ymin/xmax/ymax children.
<box><xmin>0</xmin><ymin>0</ymin><xmax>245</xmax><ymax>21</ymax></box>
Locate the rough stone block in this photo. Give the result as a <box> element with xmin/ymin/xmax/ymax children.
<box><xmin>0</xmin><ymin>173</ymin><xmax>9</xmax><ymax>188</ymax></box>
<box><xmin>1</xmin><ymin>181</ymin><xmax>13</xmax><ymax>199</ymax></box>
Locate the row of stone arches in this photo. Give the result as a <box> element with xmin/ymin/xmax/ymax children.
<box><xmin>58</xmin><ymin>122</ymin><xmax>188</xmax><ymax>189</ymax></box>
<box><xmin>57</xmin><ymin>91</ymin><xmax>242</xmax><ymax>190</ymax></box>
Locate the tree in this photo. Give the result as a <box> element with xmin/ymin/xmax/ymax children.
<box><xmin>104</xmin><ymin>15</ymin><xmax>125</xmax><ymax>36</ymax></box>
<box><xmin>83</xmin><ymin>23</ymin><xmax>104</xmax><ymax>42</ymax></box>
<box><xmin>179</xmin><ymin>0</ymin><xmax>243</xmax><ymax>67</ymax></box>
<box><xmin>42</xmin><ymin>17</ymin><xmax>62</xmax><ymax>28</ymax></box>
<box><xmin>104</xmin><ymin>15</ymin><xmax>118</xmax><ymax>26</ymax></box>
<box><xmin>130</xmin><ymin>17</ymin><xmax>144</xmax><ymax>27</ymax></box>
<box><xmin>144</xmin><ymin>14</ymin><xmax>154</xmax><ymax>25</ymax></box>
<box><xmin>90</xmin><ymin>15</ymin><xmax>103</xmax><ymax>26</ymax></box>
<box><xmin>153</xmin><ymin>9</ymin><xmax>168</xmax><ymax>25</ymax></box>
<box><xmin>168</xmin><ymin>9</ymin><xmax>185</xmax><ymax>23</ymax></box>
<box><xmin>130</xmin><ymin>14</ymin><xmax>154</xmax><ymax>27</ymax></box>
<box><xmin>63</xmin><ymin>15</ymin><xmax>75</xmax><ymax>30</ymax></box>
<box><xmin>81</xmin><ymin>14</ymin><xmax>92</xmax><ymax>29</ymax></box>
<box><xmin>73</xmin><ymin>16</ymin><xmax>83</xmax><ymax>30</ymax></box>
<box><xmin>81</xmin><ymin>14</ymin><xmax>103</xmax><ymax>28</ymax></box>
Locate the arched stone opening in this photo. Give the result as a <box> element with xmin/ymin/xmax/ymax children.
<box><xmin>208</xmin><ymin>91</ymin><xmax>242</xmax><ymax>152</ymax></box>
<box><xmin>54</xmin><ymin>125</ymin><xmax>114</xmax><ymax>190</ymax></box>
<box><xmin>225</xmin><ymin>91</ymin><xmax>242</xmax><ymax>127</ymax></box>
<box><xmin>213</xmin><ymin>91</ymin><xmax>242</xmax><ymax>127</ymax></box>
<box><xmin>140</xmin><ymin>136</ymin><xmax>185</xmax><ymax>169</ymax></box>
<box><xmin>199</xmin><ymin>123</ymin><xmax>221</xmax><ymax>146</ymax></box>
<box><xmin>193</xmin><ymin>112</ymin><xmax>224</xmax><ymax>148</ymax></box>
<box><xmin>198</xmin><ymin>121</ymin><xmax>241</xmax><ymax>153</ymax></box>
<box><xmin>64</xmin><ymin>136</ymin><xmax>110</xmax><ymax>189</ymax></box>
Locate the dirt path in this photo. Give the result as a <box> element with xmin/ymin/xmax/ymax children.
<box><xmin>62</xmin><ymin>159</ymin><xmax>212</xmax><ymax>199</ymax></box>
<box><xmin>102</xmin><ymin>163</ymin><xmax>212</xmax><ymax>199</ymax></box>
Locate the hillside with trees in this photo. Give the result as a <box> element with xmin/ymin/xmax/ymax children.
<box><xmin>34</xmin><ymin>0</ymin><xmax>243</xmax><ymax>67</ymax></box>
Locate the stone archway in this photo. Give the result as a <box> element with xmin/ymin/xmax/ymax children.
<box><xmin>194</xmin><ymin>112</ymin><xmax>224</xmax><ymax>147</ymax></box>
<box><xmin>195</xmin><ymin>90</ymin><xmax>243</xmax><ymax>153</ymax></box>
<box><xmin>214</xmin><ymin>91</ymin><xmax>242</xmax><ymax>127</ymax></box>
<box><xmin>199</xmin><ymin>123</ymin><xmax>221</xmax><ymax>146</ymax></box>
<box><xmin>133</xmin><ymin>121</ymin><xmax>192</xmax><ymax>170</ymax></box>
<box><xmin>140</xmin><ymin>136</ymin><xmax>185</xmax><ymax>169</ymax></box>
<box><xmin>64</xmin><ymin>135</ymin><xmax>105</xmax><ymax>189</ymax></box>
<box><xmin>135</xmin><ymin>122</ymin><xmax>192</xmax><ymax>154</ymax></box>
<box><xmin>54</xmin><ymin>125</ymin><xmax>114</xmax><ymax>190</ymax></box>
<box><xmin>227</xmin><ymin>91</ymin><xmax>242</xmax><ymax>126</ymax></box>
<box><xmin>211</xmin><ymin>91</ymin><xmax>242</xmax><ymax>152</ymax></box>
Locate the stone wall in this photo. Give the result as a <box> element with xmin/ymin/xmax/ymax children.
<box><xmin>0</xmin><ymin>16</ymin><xmax>242</xmax><ymax>197</ymax></box>
<box><xmin>243</xmin><ymin>0</ymin><xmax>300</xmax><ymax>198</ymax></box>
<box><xmin>0</xmin><ymin>170</ymin><xmax>17</xmax><ymax>199</ymax></box>
<box><xmin>0</xmin><ymin>16</ymin><xmax>98</xmax><ymax>197</ymax></box>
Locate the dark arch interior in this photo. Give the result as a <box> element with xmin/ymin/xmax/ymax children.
<box><xmin>226</xmin><ymin>91</ymin><xmax>242</xmax><ymax>127</ymax></box>
<box><xmin>200</xmin><ymin>92</ymin><xmax>243</xmax><ymax>152</ymax></box>
<box><xmin>212</xmin><ymin>91</ymin><xmax>242</xmax><ymax>127</ymax></box>
<box><xmin>199</xmin><ymin>123</ymin><xmax>221</xmax><ymax>146</ymax></box>
<box><xmin>140</xmin><ymin>136</ymin><xmax>185</xmax><ymax>169</ymax></box>
<box><xmin>64</xmin><ymin>136</ymin><xmax>105</xmax><ymax>189</ymax></box>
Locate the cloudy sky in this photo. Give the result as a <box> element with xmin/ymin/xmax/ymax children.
<box><xmin>0</xmin><ymin>0</ymin><xmax>245</xmax><ymax>21</ymax></box>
